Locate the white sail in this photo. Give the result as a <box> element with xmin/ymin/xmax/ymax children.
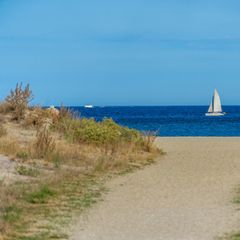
<box><xmin>213</xmin><ymin>89</ymin><xmax>222</xmax><ymax>113</ymax></box>
<box><xmin>208</xmin><ymin>101</ymin><xmax>213</xmax><ymax>113</ymax></box>
<box><xmin>206</xmin><ymin>89</ymin><xmax>225</xmax><ymax>116</ymax></box>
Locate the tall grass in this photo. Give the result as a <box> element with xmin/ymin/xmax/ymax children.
<box><xmin>0</xmin><ymin>85</ymin><xmax>161</xmax><ymax>239</ymax></box>
<box><xmin>4</xmin><ymin>83</ymin><xmax>33</xmax><ymax>121</ymax></box>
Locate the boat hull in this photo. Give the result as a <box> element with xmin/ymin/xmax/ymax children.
<box><xmin>205</xmin><ymin>112</ymin><xmax>226</xmax><ymax>116</ymax></box>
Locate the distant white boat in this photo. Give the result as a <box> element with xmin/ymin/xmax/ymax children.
<box><xmin>205</xmin><ymin>89</ymin><xmax>226</xmax><ymax>116</ymax></box>
<box><xmin>84</xmin><ymin>105</ymin><xmax>94</xmax><ymax>108</ymax></box>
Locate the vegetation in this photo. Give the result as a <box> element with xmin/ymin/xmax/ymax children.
<box><xmin>223</xmin><ymin>188</ymin><xmax>240</xmax><ymax>240</ymax></box>
<box><xmin>4</xmin><ymin>83</ymin><xmax>33</xmax><ymax>121</ymax></box>
<box><xmin>16</xmin><ymin>165</ymin><xmax>40</xmax><ymax>177</ymax></box>
<box><xmin>0</xmin><ymin>83</ymin><xmax>162</xmax><ymax>240</ymax></box>
<box><xmin>34</xmin><ymin>128</ymin><xmax>56</xmax><ymax>159</ymax></box>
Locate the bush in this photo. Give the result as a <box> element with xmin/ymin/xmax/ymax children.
<box><xmin>74</xmin><ymin>118</ymin><xmax>142</xmax><ymax>146</ymax></box>
<box><xmin>53</xmin><ymin>111</ymin><xmax>146</xmax><ymax>154</ymax></box>
<box><xmin>5</xmin><ymin>83</ymin><xmax>33</xmax><ymax>121</ymax></box>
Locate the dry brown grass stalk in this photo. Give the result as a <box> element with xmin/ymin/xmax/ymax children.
<box><xmin>34</xmin><ymin>127</ymin><xmax>56</xmax><ymax>159</ymax></box>
<box><xmin>5</xmin><ymin>83</ymin><xmax>33</xmax><ymax>121</ymax></box>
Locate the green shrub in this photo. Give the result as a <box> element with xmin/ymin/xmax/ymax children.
<box><xmin>54</xmin><ymin>112</ymin><xmax>143</xmax><ymax>146</ymax></box>
<box><xmin>52</xmin><ymin>107</ymin><xmax>159</xmax><ymax>159</ymax></box>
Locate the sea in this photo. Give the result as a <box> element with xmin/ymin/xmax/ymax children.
<box><xmin>68</xmin><ymin>106</ymin><xmax>240</xmax><ymax>137</ymax></box>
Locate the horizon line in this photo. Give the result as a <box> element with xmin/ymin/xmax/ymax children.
<box><xmin>38</xmin><ymin>104</ymin><xmax>240</xmax><ymax>108</ymax></box>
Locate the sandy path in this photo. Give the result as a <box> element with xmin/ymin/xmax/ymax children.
<box><xmin>71</xmin><ymin>138</ymin><xmax>240</xmax><ymax>240</ymax></box>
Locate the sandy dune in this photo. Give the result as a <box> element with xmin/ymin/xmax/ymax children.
<box><xmin>71</xmin><ymin>138</ymin><xmax>240</xmax><ymax>240</ymax></box>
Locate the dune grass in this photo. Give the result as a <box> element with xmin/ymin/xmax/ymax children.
<box><xmin>0</xmin><ymin>83</ymin><xmax>162</xmax><ymax>240</ymax></box>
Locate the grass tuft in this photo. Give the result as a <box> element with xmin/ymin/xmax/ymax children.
<box><xmin>16</xmin><ymin>165</ymin><xmax>40</xmax><ymax>177</ymax></box>
<box><xmin>3</xmin><ymin>205</ymin><xmax>22</xmax><ymax>223</ymax></box>
<box><xmin>25</xmin><ymin>185</ymin><xmax>56</xmax><ymax>204</ymax></box>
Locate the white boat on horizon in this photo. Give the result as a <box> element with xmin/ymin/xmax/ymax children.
<box><xmin>205</xmin><ymin>89</ymin><xmax>226</xmax><ymax>116</ymax></box>
<box><xmin>84</xmin><ymin>105</ymin><xmax>94</xmax><ymax>108</ymax></box>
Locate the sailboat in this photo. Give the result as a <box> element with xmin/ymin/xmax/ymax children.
<box><xmin>205</xmin><ymin>89</ymin><xmax>226</xmax><ymax>116</ymax></box>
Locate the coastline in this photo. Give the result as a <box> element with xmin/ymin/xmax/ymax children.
<box><xmin>71</xmin><ymin>137</ymin><xmax>240</xmax><ymax>240</ymax></box>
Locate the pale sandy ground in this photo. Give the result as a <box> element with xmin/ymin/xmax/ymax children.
<box><xmin>71</xmin><ymin>138</ymin><xmax>240</xmax><ymax>240</ymax></box>
<box><xmin>0</xmin><ymin>155</ymin><xmax>31</xmax><ymax>184</ymax></box>
<box><xmin>0</xmin><ymin>155</ymin><xmax>17</xmax><ymax>183</ymax></box>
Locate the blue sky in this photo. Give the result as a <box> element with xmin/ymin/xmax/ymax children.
<box><xmin>0</xmin><ymin>0</ymin><xmax>240</xmax><ymax>106</ymax></box>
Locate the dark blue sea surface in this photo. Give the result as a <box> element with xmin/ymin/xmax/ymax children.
<box><xmin>68</xmin><ymin>106</ymin><xmax>240</xmax><ymax>136</ymax></box>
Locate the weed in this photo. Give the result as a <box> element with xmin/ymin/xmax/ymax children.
<box><xmin>16</xmin><ymin>166</ymin><xmax>40</xmax><ymax>177</ymax></box>
<box><xmin>48</xmin><ymin>152</ymin><xmax>62</xmax><ymax>168</ymax></box>
<box><xmin>5</xmin><ymin>83</ymin><xmax>33</xmax><ymax>121</ymax></box>
<box><xmin>25</xmin><ymin>185</ymin><xmax>55</xmax><ymax>204</ymax></box>
<box><xmin>16</xmin><ymin>151</ymin><xmax>30</xmax><ymax>160</ymax></box>
<box><xmin>34</xmin><ymin>128</ymin><xmax>56</xmax><ymax>159</ymax></box>
<box><xmin>3</xmin><ymin>205</ymin><xmax>22</xmax><ymax>223</ymax></box>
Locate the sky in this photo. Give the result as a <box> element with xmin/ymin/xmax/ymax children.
<box><xmin>0</xmin><ymin>0</ymin><xmax>240</xmax><ymax>106</ymax></box>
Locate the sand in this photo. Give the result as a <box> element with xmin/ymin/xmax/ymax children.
<box><xmin>71</xmin><ymin>137</ymin><xmax>240</xmax><ymax>240</ymax></box>
<box><xmin>0</xmin><ymin>155</ymin><xmax>18</xmax><ymax>183</ymax></box>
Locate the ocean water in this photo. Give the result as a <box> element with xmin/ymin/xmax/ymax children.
<box><xmin>69</xmin><ymin>106</ymin><xmax>240</xmax><ymax>136</ymax></box>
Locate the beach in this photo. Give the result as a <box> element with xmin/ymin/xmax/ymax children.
<box><xmin>71</xmin><ymin>137</ymin><xmax>240</xmax><ymax>240</ymax></box>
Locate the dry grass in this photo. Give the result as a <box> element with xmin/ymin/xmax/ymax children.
<box><xmin>23</xmin><ymin>107</ymin><xmax>52</xmax><ymax>128</ymax></box>
<box><xmin>0</xmin><ymin>136</ymin><xmax>22</xmax><ymax>158</ymax></box>
<box><xmin>0</xmin><ymin>116</ymin><xmax>161</xmax><ymax>239</ymax></box>
<box><xmin>0</xmin><ymin>126</ymin><xmax>7</xmax><ymax>138</ymax></box>
<box><xmin>0</xmin><ymin>166</ymin><xmax>106</xmax><ymax>240</ymax></box>
<box><xmin>33</xmin><ymin>128</ymin><xmax>56</xmax><ymax>159</ymax></box>
<box><xmin>4</xmin><ymin>83</ymin><xmax>33</xmax><ymax>121</ymax></box>
<box><xmin>0</xmin><ymin>87</ymin><xmax>162</xmax><ymax>239</ymax></box>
